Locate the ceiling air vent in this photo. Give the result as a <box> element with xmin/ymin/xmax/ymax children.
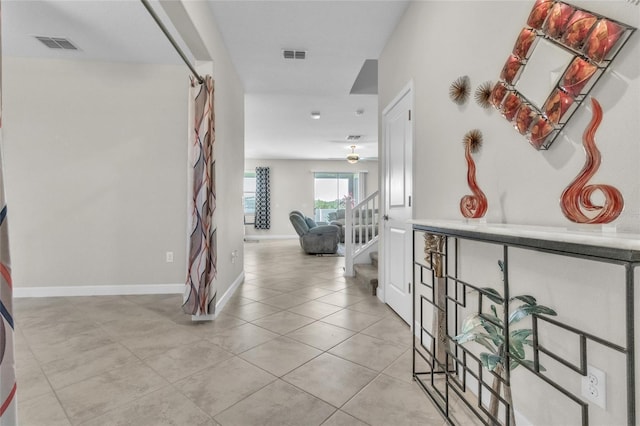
<box><xmin>35</xmin><ymin>36</ymin><xmax>78</xmax><ymax>50</ymax></box>
<box><xmin>282</xmin><ymin>49</ymin><xmax>306</xmax><ymax>60</ymax></box>
<box><xmin>346</xmin><ymin>135</ymin><xmax>362</xmax><ymax>141</ymax></box>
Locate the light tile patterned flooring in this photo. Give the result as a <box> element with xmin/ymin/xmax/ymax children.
<box><xmin>14</xmin><ymin>240</ymin><xmax>457</xmax><ymax>425</ymax></box>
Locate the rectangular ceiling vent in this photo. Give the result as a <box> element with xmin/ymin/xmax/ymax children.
<box><xmin>282</xmin><ymin>49</ymin><xmax>306</xmax><ymax>60</ymax></box>
<box><xmin>346</xmin><ymin>135</ymin><xmax>362</xmax><ymax>141</ymax></box>
<box><xmin>35</xmin><ymin>36</ymin><xmax>78</xmax><ymax>50</ymax></box>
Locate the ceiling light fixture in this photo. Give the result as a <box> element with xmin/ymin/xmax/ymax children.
<box><xmin>346</xmin><ymin>145</ymin><xmax>360</xmax><ymax>164</ymax></box>
<box><xmin>311</xmin><ymin>111</ymin><xmax>321</xmax><ymax>120</ymax></box>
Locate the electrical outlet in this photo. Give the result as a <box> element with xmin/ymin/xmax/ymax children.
<box><xmin>166</xmin><ymin>251</ymin><xmax>174</xmax><ymax>263</ymax></box>
<box><xmin>581</xmin><ymin>365</ymin><xmax>606</xmax><ymax>409</ymax></box>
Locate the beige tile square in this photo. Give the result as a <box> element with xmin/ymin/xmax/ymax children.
<box><xmin>287</xmin><ymin>300</ymin><xmax>344</xmax><ymax>320</ymax></box>
<box><xmin>175</xmin><ymin>356</ymin><xmax>275</xmax><ymax>417</ymax></box>
<box><xmin>215</xmin><ymin>379</ymin><xmax>334</xmax><ymax>426</ymax></box>
<box><xmin>283</xmin><ymin>353</ymin><xmax>377</xmax><ymax>407</ymax></box>
<box><xmin>347</xmin><ymin>299</ymin><xmax>395</xmax><ymax>318</ymax></box>
<box><xmin>260</xmin><ymin>293</ymin><xmax>310</xmax><ymax>309</ymax></box>
<box><xmin>42</xmin><ymin>342</ymin><xmax>135</xmax><ymax>389</ymax></box>
<box><xmin>342</xmin><ymin>374</ymin><xmax>445</xmax><ymax>425</ymax></box>
<box><xmin>81</xmin><ymin>385</ymin><xmax>217</xmax><ymax>426</ymax></box>
<box><xmin>26</xmin><ymin>327</ymin><xmax>117</xmax><ymax>364</ymax></box>
<box><xmin>16</xmin><ymin>357</ymin><xmax>53</xmax><ymax>403</ymax></box>
<box><xmin>144</xmin><ymin>340</ymin><xmax>234</xmax><ymax>383</ymax></box>
<box><xmin>321</xmin><ymin>410</ymin><xmax>369</xmax><ymax>426</ymax></box>
<box><xmin>174</xmin><ymin>312</ymin><xmax>246</xmax><ymax>336</ymax></box>
<box><xmin>286</xmin><ymin>321</ymin><xmax>355</xmax><ymax>351</ymax></box>
<box><xmin>238</xmin><ymin>286</ymin><xmax>284</xmax><ymax>301</ymax></box>
<box><xmin>120</xmin><ymin>323</ymin><xmax>202</xmax><ymax>359</ymax></box>
<box><xmin>288</xmin><ymin>286</ymin><xmax>336</xmax><ymax>300</ymax></box>
<box><xmin>56</xmin><ymin>360</ymin><xmax>167</xmax><ymax>424</ymax></box>
<box><xmin>321</xmin><ymin>309</ymin><xmax>382</xmax><ymax>332</ymax></box>
<box><xmin>251</xmin><ymin>311</ymin><xmax>315</xmax><ymax>335</ymax></box>
<box><xmin>329</xmin><ymin>333</ymin><xmax>407</xmax><ymax>372</ymax></box>
<box><xmin>382</xmin><ymin>348</ymin><xmax>430</xmax><ymax>384</ymax></box>
<box><xmin>360</xmin><ymin>314</ymin><xmax>412</xmax><ymax>345</ymax></box>
<box><xmin>206</xmin><ymin>322</ymin><xmax>279</xmax><ymax>354</ymax></box>
<box><xmin>240</xmin><ymin>336</ymin><xmax>321</xmax><ymax>376</ymax></box>
<box><xmin>222</xmin><ymin>301</ymin><xmax>282</xmax><ymax>321</ymax></box>
<box><xmin>18</xmin><ymin>390</ymin><xmax>71</xmax><ymax>426</ymax></box>
<box><xmin>316</xmin><ymin>292</ymin><xmax>366</xmax><ymax>307</ymax></box>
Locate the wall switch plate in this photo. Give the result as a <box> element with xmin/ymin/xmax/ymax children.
<box><xmin>581</xmin><ymin>365</ymin><xmax>606</xmax><ymax>410</ymax></box>
<box><xmin>166</xmin><ymin>251</ymin><xmax>174</xmax><ymax>263</ymax></box>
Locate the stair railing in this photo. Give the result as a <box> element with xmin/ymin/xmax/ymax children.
<box><xmin>344</xmin><ymin>190</ymin><xmax>379</xmax><ymax>276</ymax></box>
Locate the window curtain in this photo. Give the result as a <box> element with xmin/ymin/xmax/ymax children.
<box><xmin>254</xmin><ymin>167</ymin><xmax>271</xmax><ymax>229</ymax></box>
<box><xmin>183</xmin><ymin>75</ymin><xmax>217</xmax><ymax>318</ymax></box>
<box><xmin>0</xmin><ymin>2</ymin><xmax>18</xmax><ymax>422</ymax></box>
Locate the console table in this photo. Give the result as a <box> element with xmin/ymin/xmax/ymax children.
<box><xmin>411</xmin><ymin>220</ymin><xmax>640</xmax><ymax>426</ymax></box>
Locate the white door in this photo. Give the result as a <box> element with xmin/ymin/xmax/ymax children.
<box><xmin>382</xmin><ymin>84</ymin><xmax>413</xmax><ymax>325</ymax></box>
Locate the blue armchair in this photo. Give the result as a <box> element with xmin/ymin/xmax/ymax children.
<box><xmin>289</xmin><ymin>211</ymin><xmax>340</xmax><ymax>254</ymax></box>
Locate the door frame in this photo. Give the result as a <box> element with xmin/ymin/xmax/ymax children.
<box><xmin>379</xmin><ymin>81</ymin><xmax>414</xmax><ymax>309</ymax></box>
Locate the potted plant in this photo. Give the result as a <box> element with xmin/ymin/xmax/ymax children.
<box><xmin>454</xmin><ymin>261</ymin><xmax>557</xmax><ymax>425</ymax></box>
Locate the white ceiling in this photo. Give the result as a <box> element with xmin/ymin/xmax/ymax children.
<box><xmin>2</xmin><ymin>0</ymin><xmax>410</xmax><ymax>161</ymax></box>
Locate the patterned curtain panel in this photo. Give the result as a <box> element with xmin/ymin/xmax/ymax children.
<box><xmin>0</xmin><ymin>2</ymin><xmax>18</xmax><ymax>422</ymax></box>
<box><xmin>183</xmin><ymin>75</ymin><xmax>217</xmax><ymax>317</ymax></box>
<box><xmin>254</xmin><ymin>167</ymin><xmax>271</xmax><ymax>229</ymax></box>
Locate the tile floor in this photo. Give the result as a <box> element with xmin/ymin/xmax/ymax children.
<box><xmin>14</xmin><ymin>239</ymin><xmax>464</xmax><ymax>425</ymax></box>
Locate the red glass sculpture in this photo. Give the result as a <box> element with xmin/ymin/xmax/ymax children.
<box><xmin>515</xmin><ymin>104</ymin><xmax>536</xmax><ymax>135</ymax></box>
<box><xmin>529</xmin><ymin>116</ymin><xmax>554</xmax><ymax>149</ymax></box>
<box><xmin>502</xmin><ymin>93</ymin><xmax>522</xmax><ymax>122</ymax></box>
<box><xmin>527</xmin><ymin>0</ymin><xmax>554</xmax><ymax>30</ymax></box>
<box><xmin>544</xmin><ymin>89</ymin><xmax>574</xmax><ymax>124</ymax></box>
<box><xmin>500</xmin><ymin>55</ymin><xmax>523</xmax><ymax>85</ymax></box>
<box><xmin>513</xmin><ymin>28</ymin><xmax>537</xmax><ymax>59</ymax></box>
<box><xmin>544</xmin><ymin>3</ymin><xmax>575</xmax><ymax>39</ymax></box>
<box><xmin>560</xmin><ymin>98</ymin><xmax>624</xmax><ymax>224</ymax></box>
<box><xmin>490</xmin><ymin>82</ymin><xmax>508</xmax><ymax>108</ymax></box>
<box><xmin>561</xmin><ymin>58</ymin><xmax>598</xmax><ymax>97</ymax></box>
<box><xmin>460</xmin><ymin>130</ymin><xmax>488</xmax><ymax>219</ymax></box>
<box><xmin>562</xmin><ymin>10</ymin><xmax>598</xmax><ymax>50</ymax></box>
<box><xmin>584</xmin><ymin>19</ymin><xmax>625</xmax><ymax>63</ymax></box>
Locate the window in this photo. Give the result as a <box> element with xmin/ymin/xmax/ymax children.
<box><xmin>243</xmin><ymin>171</ymin><xmax>256</xmax><ymax>225</ymax></box>
<box><xmin>313</xmin><ymin>172</ymin><xmax>361</xmax><ymax>222</ymax></box>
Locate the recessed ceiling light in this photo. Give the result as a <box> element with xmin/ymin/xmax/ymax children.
<box><xmin>310</xmin><ymin>111</ymin><xmax>321</xmax><ymax>120</ymax></box>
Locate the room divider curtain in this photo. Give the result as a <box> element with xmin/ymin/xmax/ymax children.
<box><xmin>254</xmin><ymin>167</ymin><xmax>270</xmax><ymax>229</ymax></box>
<box><xmin>183</xmin><ymin>75</ymin><xmax>217</xmax><ymax>318</ymax></box>
<box><xmin>0</xmin><ymin>2</ymin><xmax>18</xmax><ymax>422</ymax></box>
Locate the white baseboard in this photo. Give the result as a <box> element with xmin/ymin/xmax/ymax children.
<box><xmin>215</xmin><ymin>271</ymin><xmax>245</xmax><ymax>315</ymax></box>
<box><xmin>14</xmin><ymin>283</ymin><xmax>184</xmax><ymax>298</ymax></box>
<box><xmin>244</xmin><ymin>234</ymin><xmax>298</xmax><ymax>241</ymax></box>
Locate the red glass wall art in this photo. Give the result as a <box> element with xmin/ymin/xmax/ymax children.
<box><xmin>490</xmin><ymin>82</ymin><xmax>508</xmax><ymax>108</ymax></box>
<box><xmin>529</xmin><ymin>117</ymin><xmax>554</xmax><ymax>149</ymax></box>
<box><xmin>544</xmin><ymin>89</ymin><xmax>574</xmax><ymax>124</ymax></box>
<box><xmin>459</xmin><ymin>130</ymin><xmax>488</xmax><ymax>219</ymax></box>
<box><xmin>561</xmin><ymin>58</ymin><xmax>598</xmax><ymax>97</ymax></box>
<box><xmin>527</xmin><ymin>0</ymin><xmax>554</xmax><ymax>30</ymax></box>
<box><xmin>562</xmin><ymin>10</ymin><xmax>597</xmax><ymax>50</ymax></box>
<box><xmin>502</xmin><ymin>93</ymin><xmax>522</xmax><ymax>122</ymax></box>
<box><xmin>584</xmin><ymin>19</ymin><xmax>625</xmax><ymax>63</ymax></box>
<box><xmin>515</xmin><ymin>104</ymin><xmax>536</xmax><ymax>135</ymax></box>
<box><xmin>560</xmin><ymin>98</ymin><xmax>624</xmax><ymax>224</ymax></box>
<box><xmin>500</xmin><ymin>55</ymin><xmax>523</xmax><ymax>85</ymax></box>
<box><xmin>513</xmin><ymin>28</ymin><xmax>537</xmax><ymax>59</ymax></box>
<box><xmin>544</xmin><ymin>3</ymin><xmax>575</xmax><ymax>39</ymax></box>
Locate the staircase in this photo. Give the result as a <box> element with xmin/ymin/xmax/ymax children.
<box><xmin>354</xmin><ymin>251</ymin><xmax>378</xmax><ymax>295</ymax></box>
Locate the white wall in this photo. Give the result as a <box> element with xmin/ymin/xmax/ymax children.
<box><xmin>4</xmin><ymin>57</ymin><xmax>188</xmax><ymax>290</ymax></box>
<box><xmin>244</xmin><ymin>159</ymin><xmax>379</xmax><ymax>238</ymax></box>
<box><xmin>380</xmin><ymin>1</ymin><xmax>640</xmax><ymax>424</ymax></box>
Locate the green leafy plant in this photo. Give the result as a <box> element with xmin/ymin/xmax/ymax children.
<box><xmin>454</xmin><ymin>260</ymin><xmax>557</xmax><ymax>425</ymax></box>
